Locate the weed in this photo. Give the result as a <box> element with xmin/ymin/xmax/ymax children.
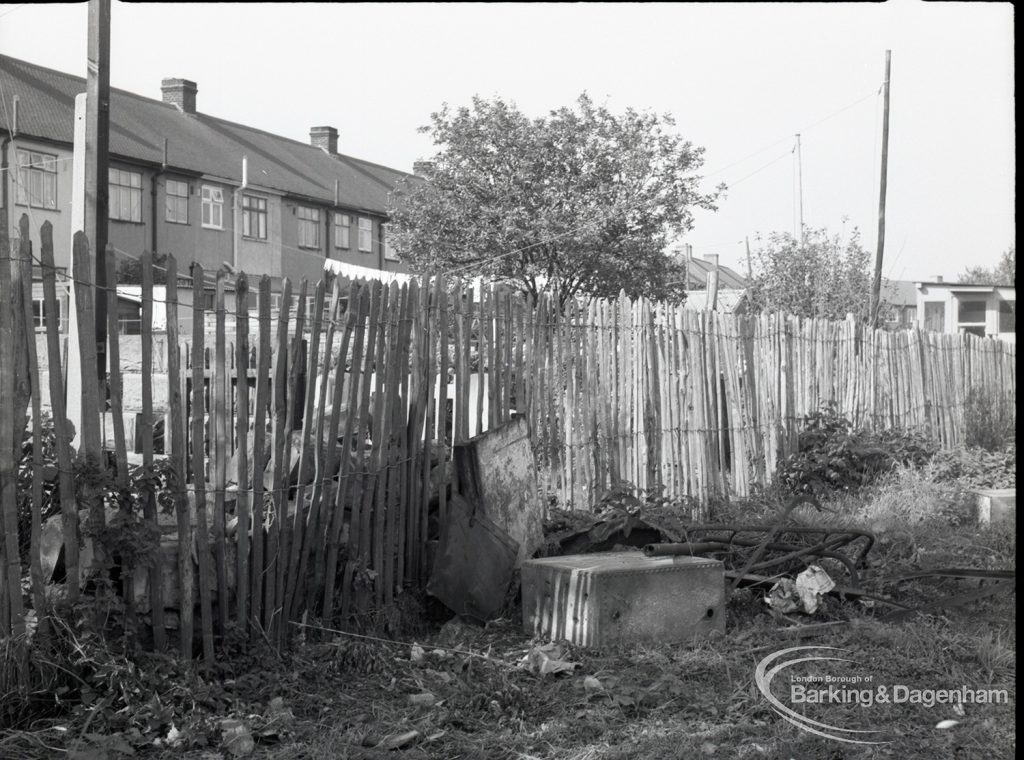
<box><xmin>777</xmin><ymin>402</ymin><xmax>940</xmax><ymax>497</ymax></box>
<box><xmin>963</xmin><ymin>384</ymin><xmax>1016</xmax><ymax>452</ymax></box>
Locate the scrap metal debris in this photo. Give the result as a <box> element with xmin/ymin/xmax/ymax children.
<box><xmin>765</xmin><ymin>565</ymin><xmax>836</xmax><ymax>614</ymax></box>
<box><xmin>520</xmin><ymin>642</ymin><xmax>579</xmax><ymax>676</ymax></box>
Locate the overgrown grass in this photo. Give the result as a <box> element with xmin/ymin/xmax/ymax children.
<box><xmin>963</xmin><ymin>385</ymin><xmax>1016</xmax><ymax>452</ymax></box>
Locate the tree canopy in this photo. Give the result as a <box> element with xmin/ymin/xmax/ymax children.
<box><xmin>387</xmin><ymin>94</ymin><xmax>720</xmax><ymax>305</ymax></box>
<box><xmin>747</xmin><ymin>227</ymin><xmax>874</xmax><ymax>321</ymax></box>
<box><xmin>960</xmin><ymin>245</ymin><xmax>1015</xmax><ymax>286</ymax></box>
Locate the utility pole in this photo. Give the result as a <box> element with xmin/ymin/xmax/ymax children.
<box><xmin>86</xmin><ymin>0</ymin><xmax>111</xmax><ymax>384</ymax></box>
<box><xmin>795</xmin><ymin>133</ymin><xmax>804</xmax><ymax>242</ymax></box>
<box><xmin>869</xmin><ymin>50</ymin><xmax>892</xmax><ymax>327</ymax></box>
<box><xmin>745</xmin><ymin>236</ymin><xmax>753</xmax><ymax>281</ymax></box>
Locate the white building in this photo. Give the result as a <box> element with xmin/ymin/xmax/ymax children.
<box><xmin>915</xmin><ymin>279</ymin><xmax>1015</xmax><ymax>343</ymax></box>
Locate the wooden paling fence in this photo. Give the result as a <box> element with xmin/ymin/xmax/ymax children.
<box><xmin>0</xmin><ymin>217</ymin><xmax>1016</xmax><ymax>659</ymax></box>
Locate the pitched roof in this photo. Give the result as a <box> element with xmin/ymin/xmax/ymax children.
<box><xmin>685</xmin><ymin>257</ymin><xmax>748</xmax><ymax>289</ymax></box>
<box><xmin>881</xmin><ymin>279</ymin><xmax>918</xmax><ymax>306</ymax></box>
<box><xmin>682</xmin><ymin>288</ymin><xmax>748</xmax><ymax>313</ymax></box>
<box><xmin>0</xmin><ymin>53</ymin><xmax>417</xmax><ymax>215</ymax></box>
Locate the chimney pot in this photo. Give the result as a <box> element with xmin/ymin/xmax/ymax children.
<box><xmin>161</xmin><ymin>78</ymin><xmax>197</xmax><ymax>114</ymax></box>
<box><xmin>412</xmin><ymin>160</ymin><xmax>434</xmax><ymax>178</ymax></box>
<box><xmin>310</xmin><ymin>126</ymin><xmax>339</xmax><ymax>155</ymax></box>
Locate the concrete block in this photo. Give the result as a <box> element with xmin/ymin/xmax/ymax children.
<box><xmin>522</xmin><ymin>552</ymin><xmax>725</xmax><ymax>647</ymax></box>
<box><xmin>974</xmin><ymin>488</ymin><xmax>1016</xmax><ymax>527</ymax></box>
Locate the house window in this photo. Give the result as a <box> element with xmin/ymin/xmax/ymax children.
<box><xmin>109</xmin><ymin>168</ymin><xmax>143</xmax><ymax>222</ymax></box>
<box><xmin>31</xmin><ymin>297</ymin><xmax>64</xmax><ymax>332</ymax></box>
<box><xmin>999</xmin><ymin>301</ymin><xmax>1015</xmax><ymax>333</ymax></box>
<box><xmin>118</xmin><ymin>300</ymin><xmax>142</xmax><ymax>335</ymax></box>
<box><xmin>334</xmin><ymin>213</ymin><xmax>351</xmax><ymax>249</ymax></box>
<box><xmin>242</xmin><ymin>195</ymin><xmax>268</xmax><ymax>240</ymax></box>
<box><xmin>923</xmin><ymin>302</ymin><xmax>945</xmax><ymax>333</ymax></box>
<box><xmin>15</xmin><ymin>149</ymin><xmax>58</xmax><ymax>209</ymax></box>
<box><xmin>201</xmin><ymin>185</ymin><xmax>224</xmax><ymax>229</ymax></box>
<box><xmin>957</xmin><ymin>299</ymin><xmax>987</xmax><ymax>325</ymax></box>
<box><xmin>382</xmin><ymin>223</ymin><xmax>399</xmax><ymax>261</ymax></box>
<box><xmin>165</xmin><ymin>179</ymin><xmax>189</xmax><ymax>224</ymax></box>
<box><xmin>298</xmin><ymin>206</ymin><xmax>320</xmax><ymax>249</ymax></box>
<box><xmin>358</xmin><ymin>217</ymin><xmax>372</xmax><ymax>252</ymax></box>
<box><xmin>903</xmin><ymin>306</ymin><xmax>917</xmax><ymax>326</ymax></box>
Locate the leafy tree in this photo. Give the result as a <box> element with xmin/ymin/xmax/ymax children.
<box><xmin>387</xmin><ymin>94</ymin><xmax>720</xmax><ymax>305</ymax></box>
<box><xmin>748</xmin><ymin>227</ymin><xmax>874</xmax><ymax>321</ymax></box>
<box><xmin>960</xmin><ymin>245</ymin><xmax>1015</xmax><ymax>286</ymax></box>
<box><xmin>115</xmin><ymin>251</ymin><xmax>168</xmax><ymax>285</ymax></box>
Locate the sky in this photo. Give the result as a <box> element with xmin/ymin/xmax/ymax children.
<box><xmin>0</xmin><ymin>1</ymin><xmax>1015</xmax><ymax>283</ymax></box>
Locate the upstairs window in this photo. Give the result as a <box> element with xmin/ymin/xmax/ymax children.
<box><xmin>16</xmin><ymin>149</ymin><xmax>58</xmax><ymax>209</ymax></box>
<box><xmin>358</xmin><ymin>217</ymin><xmax>372</xmax><ymax>252</ymax></box>
<box><xmin>201</xmin><ymin>185</ymin><xmax>224</xmax><ymax>229</ymax></box>
<box><xmin>109</xmin><ymin>168</ymin><xmax>143</xmax><ymax>222</ymax></box>
<box><xmin>334</xmin><ymin>213</ymin><xmax>351</xmax><ymax>249</ymax></box>
<box><xmin>382</xmin><ymin>223</ymin><xmax>399</xmax><ymax>261</ymax></box>
<box><xmin>242</xmin><ymin>195</ymin><xmax>268</xmax><ymax>240</ymax></box>
<box><xmin>298</xmin><ymin>206</ymin><xmax>320</xmax><ymax>249</ymax></box>
<box><xmin>165</xmin><ymin>179</ymin><xmax>189</xmax><ymax>224</ymax></box>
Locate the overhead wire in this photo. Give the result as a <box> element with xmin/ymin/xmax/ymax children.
<box><xmin>700</xmin><ymin>88</ymin><xmax>881</xmax><ymax>181</ymax></box>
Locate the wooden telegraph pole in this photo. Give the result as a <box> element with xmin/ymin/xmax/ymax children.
<box><xmin>86</xmin><ymin>0</ymin><xmax>111</xmax><ymax>383</ymax></box>
<box><xmin>795</xmin><ymin>133</ymin><xmax>804</xmax><ymax>241</ymax></box>
<box><xmin>869</xmin><ymin>50</ymin><xmax>892</xmax><ymax>327</ymax></box>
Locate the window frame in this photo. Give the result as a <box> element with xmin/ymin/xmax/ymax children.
<box><xmin>242</xmin><ymin>194</ymin><xmax>268</xmax><ymax>240</ymax></box>
<box><xmin>956</xmin><ymin>298</ymin><xmax>987</xmax><ymax>327</ymax></box>
<box><xmin>334</xmin><ymin>212</ymin><xmax>351</xmax><ymax>249</ymax></box>
<box><xmin>297</xmin><ymin>206</ymin><xmax>321</xmax><ymax>249</ymax></box>
<box><xmin>165</xmin><ymin>179</ymin><xmax>189</xmax><ymax>224</ymax></box>
<box><xmin>382</xmin><ymin>222</ymin><xmax>399</xmax><ymax>261</ymax></box>
<box><xmin>31</xmin><ymin>296</ymin><xmax>65</xmax><ymax>333</ymax></box>
<box><xmin>15</xmin><ymin>149</ymin><xmax>58</xmax><ymax>209</ymax></box>
<box><xmin>201</xmin><ymin>184</ymin><xmax>225</xmax><ymax>229</ymax></box>
<box><xmin>109</xmin><ymin>167</ymin><xmax>143</xmax><ymax>223</ymax></box>
<box><xmin>357</xmin><ymin>216</ymin><xmax>373</xmax><ymax>253</ymax></box>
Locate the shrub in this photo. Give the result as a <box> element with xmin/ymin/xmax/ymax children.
<box><xmin>777</xmin><ymin>403</ymin><xmax>940</xmax><ymax>496</ymax></box>
<box><xmin>963</xmin><ymin>385</ymin><xmax>1015</xmax><ymax>452</ymax></box>
<box><xmin>927</xmin><ymin>443</ymin><xmax>1016</xmax><ymax>490</ymax></box>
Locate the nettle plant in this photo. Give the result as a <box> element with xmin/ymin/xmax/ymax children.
<box><xmin>778</xmin><ymin>403</ymin><xmax>939</xmax><ymax>496</ymax></box>
<box><xmin>19</xmin><ymin>415</ymin><xmax>176</xmax><ymax>594</ymax></box>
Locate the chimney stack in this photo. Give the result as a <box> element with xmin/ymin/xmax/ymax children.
<box><xmin>310</xmin><ymin>126</ymin><xmax>339</xmax><ymax>155</ymax></box>
<box><xmin>704</xmin><ymin>253</ymin><xmax>720</xmax><ymax>269</ymax></box>
<box><xmin>412</xmin><ymin>160</ymin><xmax>434</xmax><ymax>178</ymax></box>
<box><xmin>935</xmin><ymin>275</ymin><xmax>944</xmax><ymax>283</ymax></box>
<box><xmin>161</xmin><ymin>78</ymin><xmax>197</xmax><ymax>114</ymax></box>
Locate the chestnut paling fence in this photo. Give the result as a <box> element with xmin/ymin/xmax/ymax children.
<box><xmin>0</xmin><ymin>217</ymin><xmax>1016</xmax><ymax>661</ymax></box>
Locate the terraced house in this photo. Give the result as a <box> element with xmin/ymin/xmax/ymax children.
<box><xmin>0</xmin><ymin>53</ymin><xmax>419</xmax><ymax>332</ymax></box>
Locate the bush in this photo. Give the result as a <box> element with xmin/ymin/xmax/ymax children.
<box><xmin>778</xmin><ymin>403</ymin><xmax>940</xmax><ymax>496</ymax></box>
<box><xmin>963</xmin><ymin>385</ymin><xmax>1015</xmax><ymax>452</ymax></box>
<box><xmin>927</xmin><ymin>443</ymin><xmax>1016</xmax><ymax>490</ymax></box>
